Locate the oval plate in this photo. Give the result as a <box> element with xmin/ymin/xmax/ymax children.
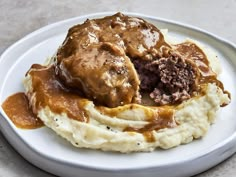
<box><xmin>0</xmin><ymin>12</ymin><xmax>236</xmax><ymax>177</ymax></box>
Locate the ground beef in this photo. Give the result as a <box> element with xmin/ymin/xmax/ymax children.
<box><xmin>132</xmin><ymin>59</ymin><xmax>159</xmax><ymax>92</ymax></box>
<box><xmin>133</xmin><ymin>52</ymin><xmax>199</xmax><ymax>105</ymax></box>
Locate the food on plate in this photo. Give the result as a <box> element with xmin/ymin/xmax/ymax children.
<box><xmin>2</xmin><ymin>13</ymin><xmax>230</xmax><ymax>152</ymax></box>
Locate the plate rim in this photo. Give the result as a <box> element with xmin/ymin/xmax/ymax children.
<box><xmin>0</xmin><ymin>11</ymin><xmax>236</xmax><ymax>173</ymax></box>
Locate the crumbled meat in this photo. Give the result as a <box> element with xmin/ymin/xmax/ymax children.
<box><xmin>132</xmin><ymin>59</ymin><xmax>159</xmax><ymax>92</ymax></box>
<box><xmin>133</xmin><ymin>52</ymin><xmax>199</xmax><ymax>105</ymax></box>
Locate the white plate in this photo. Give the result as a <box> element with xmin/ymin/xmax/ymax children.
<box><xmin>0</xmin><ymin>12</ymin><xmax>236</xmax><ymax>177</ymax></box>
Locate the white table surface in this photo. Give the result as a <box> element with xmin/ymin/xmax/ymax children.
<box><xmin>0</xmin><ymin>0</ymin><xmax>235</xmax><ymax>176</ymax></box>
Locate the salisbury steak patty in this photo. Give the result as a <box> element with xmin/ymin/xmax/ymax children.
<box><xmin>56</xmin><ymin>13</ymin><xmax>170</xmax><ymax>107</ymax></box>
<box><xmin>56</xmin><ymin>13</ymin><xmax>199</xmax><ymax>107</ymax></box>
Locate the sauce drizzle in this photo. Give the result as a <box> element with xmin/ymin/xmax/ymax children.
<box><xmin>2</xmin><ymin>92</ymin><xmax>44</xmax><ymax>129</ymax></box>
<box><xmin>124</xmin><ymin>107</ymin><xmax>176</xmax><ymax>142</ymax></box>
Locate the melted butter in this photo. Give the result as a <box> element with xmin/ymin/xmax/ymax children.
<box><xmin>2</xmin><ymin>92</ymin><xmax>44</xmax><ymax>129</ymax></box>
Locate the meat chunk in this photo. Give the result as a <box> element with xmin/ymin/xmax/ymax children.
<box><xmin>132</xmin><ymin>59</ymin><xmax>159</xmax><ymax>92</ymax></box>
<box><xmin>150</xmin><ymin>53</ymin><xmax>199</xmax><ymax>105</ymax></box>
<box><xmin>133</xmin><ymin>52</ymin><xmax>199</xmax><ymax>105</ymax></box>
<box><xmin>56</xmin><ymin>42</ymin><xmax>140</xmax><ymax>107</ymax></box>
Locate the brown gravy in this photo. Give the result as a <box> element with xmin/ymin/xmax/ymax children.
<box><xmin>124</xmin><ymin>107</ymin><xmax>176</xmax><ymax>142</ymax></box>
<box><xmin>175</xmin><ymin>42</ymin><xmax>230</xmax><ymax>102</ymax></box>
<box><xmin>2</xmin><ymin>92</ymin><xmax>44</xmax><ymax>129</ymax></box>
<box><xmin>57</xmin><ymin>12</ymin><xmax>169</xmax><ymax>63</ymax></box>
<box><xmin>29</xmin><ymin>64</ymin><xmax>89</xmax><ymax>123</ymax></box>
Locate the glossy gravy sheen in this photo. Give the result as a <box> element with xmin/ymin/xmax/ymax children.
<box><xmin>29</xmin><ymin>64</ymin><xmax>89</xmax><ymax>122</ymax></box>
<box><xmin>175</xmin><ymin>42</ymin><xmax>230</xmax><ymax>102</ymax></box>
<box><xmin>57</xmin><ymin>12</ymin><xmax>169</xmax><ymax>63</ymax></box>
<box><xmin>2</xmin><ymin>92</ymin><xmax>43</xmax><ymax>129</ymax></box>
<box><xmin>124</xmin><ymin>107</ymin><xmax>176</xmax><ymax>142</ymax></box>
